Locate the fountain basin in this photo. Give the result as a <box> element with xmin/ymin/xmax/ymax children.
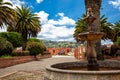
<box><xmin>44</xmin><ymin>60</ymin><xmax>120</xmax><ymax>80</ymax></box>
<box><xmin>79</xmin><ymin>32</ymin><xmax>104</xmax><ymax>41</ymax></box>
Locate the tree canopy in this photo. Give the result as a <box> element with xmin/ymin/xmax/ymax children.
<box><xmin>0</xmin><ymin>0</ymin><xmax>16</xmax><ymax>28</ymax></box>
<box><xmin>73</xmin><ymin>14</ymin><xmax>114</xmax><ymax>42</ymax></box>
<box><xmin>7</xmin><ymin>6</ymin><xmax>41</xmax><ymax>50</ymax></box>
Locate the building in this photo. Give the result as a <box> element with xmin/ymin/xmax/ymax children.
<box><xmin>74</xmin><ymin>45</ymin><xmax>85</xmax><ymax>60</ymax></box>
<box><xmin>47</xmin><ymin>48</ymin><xmax>72</xmax><ymax>55</ymax></box>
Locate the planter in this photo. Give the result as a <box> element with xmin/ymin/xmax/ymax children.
<box><xmin>0</xmin><ymin>54</ymin><xmax>51</xmax><ymax>68</ymax></box>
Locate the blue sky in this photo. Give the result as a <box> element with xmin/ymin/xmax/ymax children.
<box><xmin>2</xmin><ymin>0</ymin><xmax>120</xmax><ymax>43</ymax></box>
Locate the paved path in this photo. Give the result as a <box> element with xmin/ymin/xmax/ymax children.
<box><xmin>0</xmin><ymin>56</ymin><xmax>78</xmax><ymax>79</ymax></box>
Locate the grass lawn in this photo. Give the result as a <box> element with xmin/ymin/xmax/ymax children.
<box><xmin>0</xmin><ymin>55</ymin><xmax>12</xmax><ymax>58</ymax></box>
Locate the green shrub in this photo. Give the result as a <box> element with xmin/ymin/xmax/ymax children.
<box><xmin>0</xmin><ymin>37</ymin><xmax>13</xmax><ymax>56</ymax></box>
<box><xmin>2</xmin><ymin>41</ymin><xmax>14</xmax><ymax>55</ymax></box>
<box><xmin>26</xmin><ymin>42</ymin><xmax>45</xmax><ymax>56</ymax></box>
<box><xmin>27</xmin><ymin>38</ymin><xmax>42</xmax><ymax>43</ymax></box>
<box><xmin>0</xmin><ymin>37</ymin><xmax>6</xmax><ymax>50</ymax></box>
<box><xmin>115</xmin><ymin>37</ymin><xmax>120</xmax><ymax>46</ymax></box>
<box><xmin>110</xmin><ymin>44</ymin><xmax>119</xmax><ymax>57</ymax></box>
<box><xmin>12</xmin><ymin>50</ymin><xmax>29</xmax><ymax>56</ymax></box>
<box><xmin>27</xmin><ymin>38</ymin><xmax>47</xmax><ymax>51</ymax></box>
<box><xmin>0</xmin><ymin>55</ymin><xmax>12</xmax><ymax>58</ymax></box>
<box><xmin>115</xmin><ymin>50</ymin><xmax>120</xmax><ymax>56</ymax></box>
<box><xmin>0</xmin><ymin>32</ymin><xmax>23</xmax><ymax>47</ymax></box>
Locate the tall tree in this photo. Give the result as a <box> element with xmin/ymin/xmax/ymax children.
<box><xmin>84</xmin><ymin>0</ymin><xmax>102</xmax><ymax>59</ymax></box>
<box><xmin>7</xmin><ymin>6</ymin><xmax>41</xmax><ymax>50</ymax></box>
<box><xmin>74</xmin><ymin>15</ymin><xmax>114</xmax><ymax>42</ymax></box>
<box><xmin>0</xmin><ymin>0</ymin><xmax>16</xmax><ymax>28</ymax></box>
<box><xmin>113</xmin><ymin>20</ymin><xmax>120</xmax><ymax>42</ymax></box>
<box><xmin>73</xmin><ymin>14</ymin><xmax>86</xmax><ymax>42</ymax></box>
<box><xmin>100</xmin><ymin>15</ymin><xmax>114</xmax><ymax>41</ymax></box>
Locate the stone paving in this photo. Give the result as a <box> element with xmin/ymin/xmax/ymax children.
<box><xmin>0</xmin><ymin>56</ymin><xmax>78</xmax><ymax>80</ymax></box>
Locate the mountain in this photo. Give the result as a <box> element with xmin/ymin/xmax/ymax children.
<box><xmin>42</xmin><ymin>40</ymin><xmax>77</xmax><ymax>48</ymax></box>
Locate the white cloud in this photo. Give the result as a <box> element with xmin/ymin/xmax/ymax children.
<box><xmin>39</xmin><ymin>24</ymin><xmax>75</xmax><ymax>41</ymax></box>
<box><xmin>36</xmin><ymin>0</ymin><xmax>43</xmax><ymax>4</ymax></box>
<box><xmin>36</xmin><ymin>11</ymin><xmax>76</xmax><ymax>41</ymax></box>
<box><xmin>3</xmin><ymin>0</ymin><xmax>25</xmax><ymax>8</ymax></box>
<box><xmin>57</xmin><ymin>13</ymin><xmax>64</xmax><ymax>17</ymax></box>
<box><xmin>48</xmin><ymin>13</ymin><xmax>75</xmax><ymax>26</ymax></box>
<box><xmin>109</xmin><ymin>0</ymin><xmax>120</xmax><ymax>10</ymax></box>
<box><xmin>101</xmin><ymin>40</ymin><xmax>113</xmax><ymax>45</ymax></box>
<box><xmin>35</xmin><ymin>11</ymin><xmax>49</xmax><ymax>24</ymax></box>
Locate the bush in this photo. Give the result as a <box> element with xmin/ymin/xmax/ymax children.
<box><xmin>26</xmin><ymin>42</ymin><xmax>45</xmax><ymax>56</ymax></box>
<box><xmin>2</xmin><ymin>41</ymin><xmax>14</xmax><ymax>55</ymax></box>
<box><xmin>110</xmin><ymin>44</ymin><xmax>119</xmax><ymax>57</ymax></box>
<box><xmin>115</xmin><ymin>37</ymin><xmax>120</xmax><ymax>46</ymax></box>
<box><xmin>12</xmin><ymin>50</ymin><xmax>29</xmax><ymax>56</ymax></box>
<box><xmin>115</xmin><ymin>50</ymin><xmax>120</xmax><ymax>56</ymax></box>
<box><xmin>0</xmin><ymin>55</ymin><xmax>12</xmax><ymax>58</ymax></box>
<box><xmin>0</xmin><ymin>32</ymin><xmax>23</xmax><ymax>48</ymax></box>
<box><xmin>27</xmin><ymin>38</ymin><xmax>42</xmax><ymax>43</ymax></box>
<box><xmin>27</xmin><ymin>38</ymin><xmax>47</xmax><ymax>51</ymax></box>
<box><xmin>0</xmin><ymin>37</ymin><xmax>6</xmax><ymax>50</ymax></box>
<box><xmin>0</xmin><ymin>37</ymin><xmax>13</xmax><ymax>56</ymax></box>
<box><xmin>101</xmin><ymin>45</ymin><xmax>110</xmax><ymax>55</ymax></box>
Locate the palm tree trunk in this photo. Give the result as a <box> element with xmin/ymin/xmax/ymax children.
<box><xmin>85</xmin><ymin>0</ymin><xmax>103</xmax><ymax>60</ymax></box>
<box><xmin>22</xmin><ymin>33</ymin><xmax>27</xmax><ymax>50</ymax></box>
<box><xmin>85</xmin><ymin>0</ymin><xmax>101</xmax><ymax>32</ymax></box>
<box><xmin>22</xmin><ymin>40</ymin><xmax>27</xmax><ymax>50</ymax></box>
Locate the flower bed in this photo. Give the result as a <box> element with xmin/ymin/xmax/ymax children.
<box><xmin>0</xmin><ymin>54</ymin><xmax>51</xmax><ymax>68</ymax></box>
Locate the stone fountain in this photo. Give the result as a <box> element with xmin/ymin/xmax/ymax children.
<box><xmin>44</xmin><ymin>8</ymin><xmax>120</xmax><ymax>80</ymax></box>
<box><xmin>78</xmin><ymin>8</ymin><xmax>104</xmax><ymax>70</ymax></box>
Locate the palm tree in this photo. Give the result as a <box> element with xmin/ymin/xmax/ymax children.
<box><xmin>113</xmin><ymin>20</ymin><xmax>120</xmax><ymax>42</ymax></box>
<box><xmin>85</xmin><ymin>0</ymin><xmax>101</xmax><ymax>31</ymax></box>
<box><xmin>0</xmin><ymin>0</ymin><xmax>16</xmax><ymax>28</ymax></box>
<box><xmin>100</xmin><ymin>15</ymin><xmax>114</xmax><ymax>41</ymax></box>
<box><xmin>74</xmin><ymin>15</ymin><xmax>114</xmax><ymax>41</ymax></box>
<box><xmin>73</xmin><ymin>14</ymin><xmax>86</xmax><ymax>42</ymax></box>
<box><xmin>7</xmin><ymin>6</ymin><xmax>41</xmax><ymax>50</ymax></box>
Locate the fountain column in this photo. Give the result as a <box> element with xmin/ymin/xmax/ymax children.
<box><xmin>86</xmin><ymin>8</ymin><xmax>99</xmax><ymax>70</ymax></box>
<box><xmin>79</xmin><ymin>8</ymin><xmax>103</xmax><ymax>70</ymax></box>
<box><xmin>87</xmin><ymin>40</ymin><xmax>99</xmax><ymax>70</ymax></box>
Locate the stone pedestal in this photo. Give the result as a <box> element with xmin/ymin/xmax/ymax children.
<box><xmin>87</xmin><ymin>40</ymin><xmax>99</xmax><ymax>70</ymax></box>
<box><xmin>79</xmin><ymin>32</ymin><xmax>103</xmax><ymax>70</ymax></box>
<box><xmin>87</xmin><ymin>57</ymin><xmax>99</xmax><ymax>70</ymax></box>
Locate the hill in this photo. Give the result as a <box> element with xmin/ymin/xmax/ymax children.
<box><xmin>42</xmin><ymin>40</ymin><xmax>76</xmax><ymax>48</ymax></box>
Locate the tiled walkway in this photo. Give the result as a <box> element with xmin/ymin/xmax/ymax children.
<box><xmin>0</xmin><ymin>56</ymin><xmax>78</xmax><ymax>80</ymax></box>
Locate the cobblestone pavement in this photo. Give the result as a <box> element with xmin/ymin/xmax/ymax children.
<box><xmin>0</xmin><ymin>56</ymin><xmax>78</xmax><ymax>80</ymax></box>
